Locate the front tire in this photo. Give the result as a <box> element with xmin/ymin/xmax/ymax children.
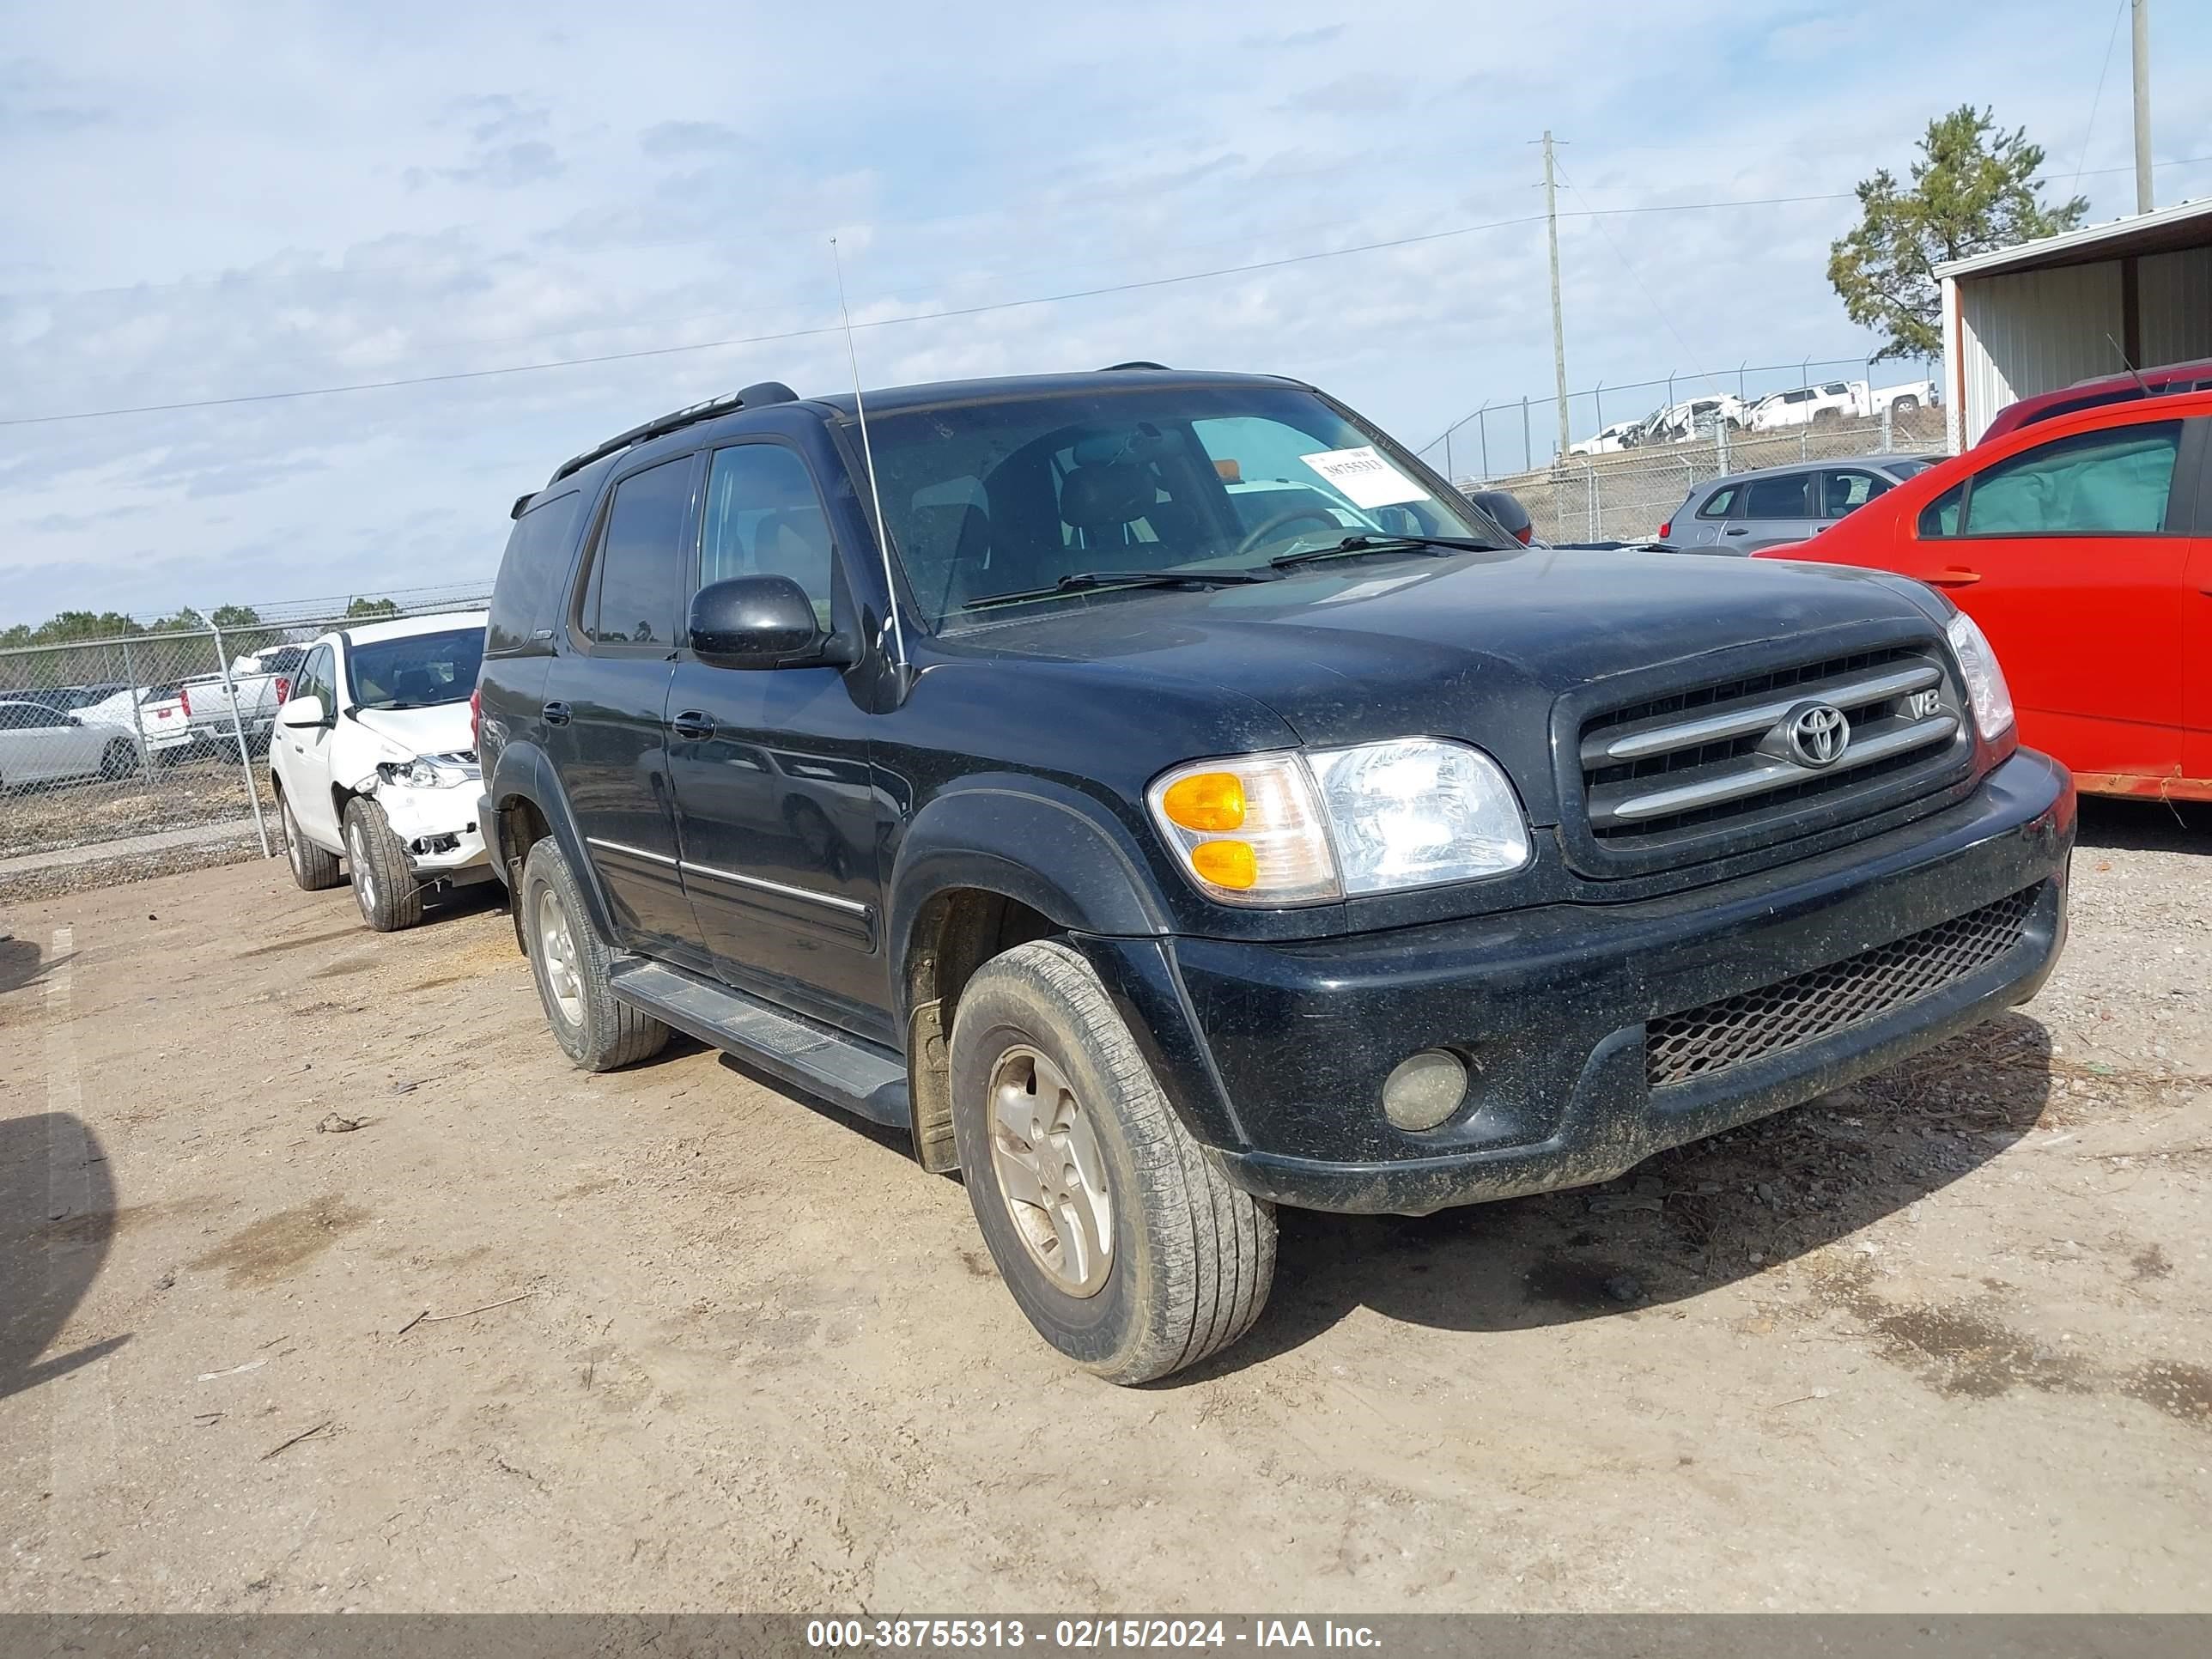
<box><xmin>950</xmin><ymin>940</ymin><xmax>1276</xmax><ymax>1385</ymax></box>
<box><xmin>343</xmin><ymin>796</ymin><xmax>424</xmax><ymax>932</ymax></box>
<box><xmin>281</xmin><ymin>794</ymin><xmax>344</xmax><ymax>891</ymax></box>
<box><xmin>520</xmin><ymin>839</ymin><xmax>668</xmax><ymax>1072</ymax></box>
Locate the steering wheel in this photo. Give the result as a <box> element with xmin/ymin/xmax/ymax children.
<box><xmin>1232</xmin><ymin>506</ymin><xmax>1346</xmax><ymax>560</ymax></box>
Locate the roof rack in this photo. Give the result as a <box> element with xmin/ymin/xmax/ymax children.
<box><xmin>549</xmin><ymin>393</ymin><xmax>740</xmax><ymax>485</ymax></box>
<box><xmin>1100</xmin><ymin>360</ymin><xmax>1170</xmax><ymax>371</ymax></box>
<box><xmin>545</xmin><ymin>381</ymin><xmax>801</xmax><ymax>488</ymax></box>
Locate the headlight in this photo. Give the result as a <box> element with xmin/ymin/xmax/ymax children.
<box><xmin>377</xmin><ymin>754</ymin><xmax>480</xmax><ymax>789</ymax></box>
<box><xmin>1945</xmin><ymin>612</ymin><xmax>2014</xmax><ymax>742</ymax></box>
<box><xmin>1147</xmin><ymin>739</ymin><xmax>1530</xmax><ymax>906</ymax></box>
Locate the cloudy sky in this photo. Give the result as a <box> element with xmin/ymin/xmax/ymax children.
<box><xmin>3</xmin><ymin>0</ymin><xmax>2209</xmax><ymax>625</ymax></box>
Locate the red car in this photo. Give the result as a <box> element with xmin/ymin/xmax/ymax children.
<box><xmin>1756</xmin><ymin>391</ymin><xmax>2212</xmax><ymax>802</ymax></box>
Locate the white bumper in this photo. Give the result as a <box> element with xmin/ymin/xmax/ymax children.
<box><xmin>372</xmin><ymin>785</ymin><xmax>491</xmax><ymax>878</ymax></box>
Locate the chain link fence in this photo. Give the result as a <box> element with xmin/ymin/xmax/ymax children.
<box><xmin>0</xmin><ymin>586</ymin><xmax>491</xmax><ymax>893</ymax></box>
<box><xmin>1459</xmin><ymin>407</ymin><xmax>1949</xmax><ymax>546</ymax></box>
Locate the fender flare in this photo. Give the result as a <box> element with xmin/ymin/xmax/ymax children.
<box><xmin>483</xmin><ymin>738</ymin><xmax>619</xmax><ymax>947</ymax></box>
<box><xmin>886</xmin><ymin>779</ymin><xmax>1173</xmax><ymax>1017</ymax></box>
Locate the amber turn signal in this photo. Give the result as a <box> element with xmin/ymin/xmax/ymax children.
<box><xmin>1188</xmin><ymin>840</ymin><xmax>1258</xmax><ymax>889</ymax></box>
<box><xmin>1159</xmin><ymin>771</ymin><xmax>1247</xmax><ymax>832</ymax></box>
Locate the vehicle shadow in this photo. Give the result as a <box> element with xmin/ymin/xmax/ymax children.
<box><xmin>2075</xmin><ymin>795</ymin><xmax>2209</xmax><ymax>854</ymax></box>
<box><xmin>0</xmin><ymin>934</ymin><xmax>54</xmax><ymax>998</ymax></box>
<box><xmin>390</xmin><ymin>877</ymin><xmax>511</xmax><ymax>928</ymax></box>
<box><xmin>0</xmin><ymin>1112</ymin><xmax>129</xmax><ymax>1403</ymax></box>
<box><xmin>710</xmin><ymin>1050</ymin><xmax>920</xmax><ymax>1162</ymax></box>
<box><xmin>1167</xmin><ymin>1014</ymin><xmax>2055</xmax><ymax>1380</ymax></box>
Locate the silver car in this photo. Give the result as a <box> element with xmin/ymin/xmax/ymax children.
<box><xmin>1655</xmin><ymin>454</ymin><xmax>1938</xmax><ymax>555</ymax></box>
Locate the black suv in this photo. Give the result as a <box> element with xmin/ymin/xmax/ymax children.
<box><xmin>477</xmin><ymin>367</ymin><xmax>2074</xmax><ymax>1382</ymax></box>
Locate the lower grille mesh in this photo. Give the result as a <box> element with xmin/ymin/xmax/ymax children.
<box><xmin>1645</xmin><ymin>887</ymin><xmax>2038</xmax><ymax>1088</ymax></box>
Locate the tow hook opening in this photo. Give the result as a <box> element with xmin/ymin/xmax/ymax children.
<box><xmin>411</xmin><ymin>832</ymin><xmax>462</xmax><ymax>857</ymax></box>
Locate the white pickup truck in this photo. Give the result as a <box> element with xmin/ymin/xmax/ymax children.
<box><xmin>178</xmin><ymin>645</ymin><xmax>308</xmax><ymax>754</ymax></box>
<box><xmin>1747</xmin><ymin>379</ymin><xmax>1937</xmax><ymax>431</ymax></box>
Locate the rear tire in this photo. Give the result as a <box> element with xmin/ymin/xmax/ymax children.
<box><xmin>281</xmin><ymin>795</ymin><xmax>344</xmax><ymax>891</ymax></box>
<box><xmin>950</xmin><ymin>939</ymin><xmax>1276</xmax><ymax>1385</ymax></box>
<box><xmin>97</xmin><ymin>739</ymin><xmax>137</xmax><ymax>781</ymax></box>
<box><xmin>343</xmin><ymin>796</ymin><xmax>424</xmax><ymax>932</ymax></box>
<box><xmin>1891</xmin><ymin>395</ymin><xmax>1920</xmax><ymax>415</ymax></box>
<box><xmin>520</xmin><ymin>839</ymin><xmax>669</xmax><ymax>1072</ymax></box>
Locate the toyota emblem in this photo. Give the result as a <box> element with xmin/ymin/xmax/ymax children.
<box><xmin>1784</xmin><ymin>702</ymin><xmax>1850</xmax><ymax>768</ymax></box>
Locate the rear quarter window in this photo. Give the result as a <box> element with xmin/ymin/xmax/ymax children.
<box><xmin>1696</xmin><ymin>484</ymin><xmax>1740</xmax><ymax>519</ymax></box>
<box><xmin>487</xmin><ymin>491</ymin><xmax>583</xmax><ymax>654</ymax></box>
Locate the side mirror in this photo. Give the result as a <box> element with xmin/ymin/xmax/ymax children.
<box><xmin>278</xmin><ymin>695</ymin><xmax>326</xmax><ymax>729</ymax></box>
<box><xmin>689</xmin><ymin>576</ymin><xmax>855</xmax><ymax>670</ymax></box>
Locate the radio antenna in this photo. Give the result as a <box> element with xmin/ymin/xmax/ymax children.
<box><xmin>831</xmin><ymin>237</ymin><xmax>908</xmax><ymax>673</ymax></box>
<box><xmin>2104</xmin><ymin>331</ymin><xmax>2153</xmax><ymax>395</ymax></box>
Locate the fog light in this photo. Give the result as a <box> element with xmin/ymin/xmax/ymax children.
<box><xmin>1382</xmin><ymin>1048</ymin><xmax>1468</xmax><ymax>1132</ymax></box>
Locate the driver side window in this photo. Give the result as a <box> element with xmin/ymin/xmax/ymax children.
<box><xmin>1923</xmin><ymin>421</ymin><xmax>2183</xmax><ymax>538</ymax></box>
<box><xmin>699</xmin><ymin>444</ymin><xmax>836</xmax><ymax>629</ymax></box>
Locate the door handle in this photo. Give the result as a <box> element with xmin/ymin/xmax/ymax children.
<box><xmin>672</xmin><ymin>711</ymin><xmax>716</xmax><ymax>741</ymax></box>
<box><xmin>1723</xmin><ymin>526</ymin><xmax>1749</xmax><ymax>536</ymax></box>
<box><xmin>543</xmin><ymin>700</ymin><xmax>572</xmax><ymax>726</ymax></box>
<box><xmin>1929</xmin><ymin>568</ymin><xmax>1982</xmax><ymax>587</ymax></box>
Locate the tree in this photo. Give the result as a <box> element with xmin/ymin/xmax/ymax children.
<box><xmin>1828</xmin><ymin>106</ymin><xmax>2088</xmax><ymax>362</ymax></box>
<box><xmin>345</xmin><ymin>596</ymin><xmax>402</xmax><ymax>620</ymax></box>
<box><xmin>38</xmin><ymin>610</ymin><xmax>144</xmax><ymax>641</ymax></box>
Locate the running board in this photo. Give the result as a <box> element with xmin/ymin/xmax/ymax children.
<box><xmin>607</xmin><ymin>957</ymin><xmax>911</xmax><ymax>1131</ymax></box>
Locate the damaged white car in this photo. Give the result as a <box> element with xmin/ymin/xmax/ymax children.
<box><xmin>269</xmin><ymin>611</ymin><xmax>493</xmax><ymax>931</ymax></box>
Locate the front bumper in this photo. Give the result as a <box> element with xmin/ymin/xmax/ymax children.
<box><xmin>374</xmin><ymin>787</ymin><xmax>490</xmax><ymax>880</ymax></box>
<box><xmin>1079</xmin><ymin>750</ymin><xmax>2074</xmax><ymax>1217</ymax></box>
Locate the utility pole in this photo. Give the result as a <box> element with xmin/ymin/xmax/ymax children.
<box><xmin>2131</xmin><ymin>0</ymin><xmax>2154</xmax><ymax>214</ymax></box>
<box><xmin>1542</xmin><ymin>131</ymin><xmax>1570</xmax><ymax>465</ymax></box>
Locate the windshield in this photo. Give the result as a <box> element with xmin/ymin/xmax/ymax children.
<box><xmin>854</xmin><ymin>383</ymin><xmax>1500</xmax><ymax>624</ymax></box>
<box><xmin>347</xmin><ymin>627</ymin><xmax>484</xmax><ymax>710</ymax></box>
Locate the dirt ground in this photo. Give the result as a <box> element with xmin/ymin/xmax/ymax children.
<box><xmin>3</xmin><ymin>801</ymin><xmax>2208</xmax><ymax>1614</ymax></box>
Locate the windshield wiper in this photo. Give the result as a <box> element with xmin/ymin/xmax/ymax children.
<box><xmin>965</xmin><ymin>568</ymin><xmax>1275</xmax><ymax>610</ymax></box>
<box><xmin>1268</xmin><ymin>533</ymin><xmax>1499</xmax><ymax>569</ymax></box>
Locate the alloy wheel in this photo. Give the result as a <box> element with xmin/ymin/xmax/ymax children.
<box><xmin>988</xmin><ymin>1044</ymin><xmax>1115</xmax><ymax>1297</ymax></box>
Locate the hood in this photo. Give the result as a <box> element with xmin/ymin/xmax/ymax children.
<box><xmin>350</xmin><ymin>701</ymin><xmax>476</xmax><ymax>757</ymax></box>
<box><xmin>937</xmin><ymin>544</ymin><xmax>1948</xmax><ymax>823</ymax></box>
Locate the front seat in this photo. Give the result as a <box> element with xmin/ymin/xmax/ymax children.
<box><xmin>1057</xmin><ymin>461</ymin><xmax>1158</xmax><ymax>568</ymax></box>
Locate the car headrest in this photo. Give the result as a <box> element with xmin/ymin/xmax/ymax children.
<box><xmin>1059</xmin><ymin>462</ymin><xmax>1155</xmax><ymax>532</ymax></box>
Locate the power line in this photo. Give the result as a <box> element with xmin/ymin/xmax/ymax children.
<box><xmin>2070</xmin><ymin>0</ymin><xmax>2131</xmax><ymax>198</ymax></box>
<box><xmin>0</xmin><ymin>196</ymin><xmax>1866</xmax><ymax>430</ymax></box>
<box><xmin>1551</xmin><ymin>155</ymin><xmax>1732</xmax><ymax>407</ymax></box>
<box><xmin>11</xmin><ymin>155</ymin><xmax>2212</xmax><ymax>434</ymax></box>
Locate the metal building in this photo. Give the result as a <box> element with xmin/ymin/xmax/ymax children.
<box><xmin>1937</xmin><ymin>196</ymin><xmax>2212</xmax><ymax>450</ymax></box>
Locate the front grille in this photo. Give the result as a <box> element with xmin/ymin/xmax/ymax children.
<box><xmin>1578</xmin><ymin>645</ymin><xmax>1967</xmax><ymax>860</ymax></box>
<box><xmin>1645</xmin><ymin>887</ymin><xmax>2038</xmax><ymax>1088</ymax></box>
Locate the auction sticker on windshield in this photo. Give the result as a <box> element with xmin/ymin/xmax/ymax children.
<box><xmin>1297</xmin><ymin>446</ymin><xmax>1430</xmax><ymax>509</ymax></box>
